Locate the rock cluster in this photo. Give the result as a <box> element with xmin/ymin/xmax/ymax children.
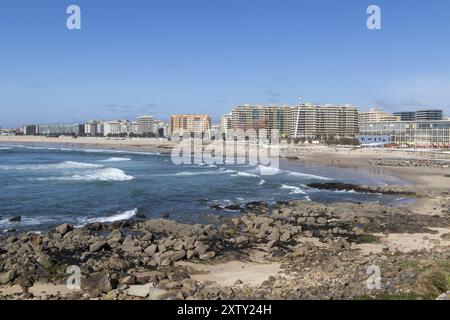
<box><xmin>0</xmin><ymin>197</ymin><xmax>449</xmax><ymax>300</ymax></box>
<box><xmin>370</xmin><ymin>158</ymin><xmax>450</xmax><ymax>169</ymax></box>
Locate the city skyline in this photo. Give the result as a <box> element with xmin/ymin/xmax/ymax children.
<box><xmin>2</xmin><ymin>0</ymin><xmax>450</xmax><ymax>127</ymax></box>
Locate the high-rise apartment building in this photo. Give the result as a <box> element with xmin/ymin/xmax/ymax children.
<box><xmin>290</xmin><ymin>104</ymin><xmax>359</xmax><ymax>139</ymax></box>
<box><xmin>170</xmin><ymin>114</ymin><xmax>211</xmax><ymax>136</ymax></box>
<box><xmin>230</xmin><ymin>105</ymin><xmax>292</xmax><ymax>138</ymax></box>
<box><xmin>227</xmin><ymin>104</ymin><xmax>358</xmax><ymax>140</ymax></box>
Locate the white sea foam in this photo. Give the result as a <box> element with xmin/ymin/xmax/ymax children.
<box><xmin>174</xmin><ymin>170</ymin><xmax>218</xmax><ymax>176</ymax></box>
<box><xmin>0</xmin><ymin>147</ymin><xmax>11</xmax><ymax>150</ymax></box>
<box><xmin>258</xmin><ymin>179</ymin><xmax>266</xmax><ymax>185</ymax></box>
<box><xmin>281</xmin><ymin>184</ymin><xmax>307</xmax><ymax>195</ymax></box>
<box><xmin>252</xmin><ymin>165</ymin><xmax>331</xmax><ymax>180</ymax></box>
<box><xmin>8</xmin><ymin>144</ymin><xmax>160</xmax><ymax>156</ymax></box>
<box><xmin>33</xmin><ymin>168</ymin><xmax>134</xmax><ymax>182</ymax></box>
<box><xmin>232</xmin><ymin>171</ymin><xmax>261</xmax><ymax>178</ymax></box>
<box><xmin>77</xmin><ymin>208</ymin><xmax>137</xmax><ymax>226</ymax></box>
<box><xmin>0</xmin><ymin>161</ymin><xmax>103</xmax><ymax>170</ymax></box>
<box><xmin>286</xmin><ymin>171</ymin><xmax>332</xmax><ymax>180</ymax></box>
<box><xmin>100</xmin><ymin>157</ymin><xmax>131</xmax><ymax>162</ymax></box>
<box><xmin>0</xmin><ymin>216</ymin><xmax>57</xmax><ymax>227</ymax></box>
<box><xmin>257</xmin><ymin>165</ymin><xmax>281</xmax><ymax>175</ymax></box>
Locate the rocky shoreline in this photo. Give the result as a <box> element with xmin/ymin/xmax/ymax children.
<box><xmin>1</xmin><ymin>187</ymin><xmax>450</xmax><ymax>300</ymax></box>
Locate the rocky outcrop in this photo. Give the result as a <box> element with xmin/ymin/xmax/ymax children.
<box><xmin>0</xmin><ymin>198</ymin><xmax>449</xmax><ymax>300</ymax></box>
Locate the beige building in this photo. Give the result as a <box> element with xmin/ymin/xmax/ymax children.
<box><xmin>230</xmin><ymin>105</ymin><xmax>291</xmax><ymax>138</ymax></box>
<box><xmin>359</xmin><ymin>108</ymin><xmax>400</xmax><ymax>123</ymax></box>
<box><xmin>170</xmin><ymin>114</ymin><xmax>211</xmax><ymax>136</ymax></box>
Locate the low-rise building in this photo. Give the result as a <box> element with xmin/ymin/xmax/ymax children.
<box><xmin>37</xmin><ymin>124</ymin><xmax>84</xmax><ymax>136</ymax></box>
<box><xmin>359</xmin><ymin>120</ymin><xmax>450</xmax><ymax>148</ymax></box>
<box><xmin>359</xmin><ymin>108</ymin><xmax>400</xmax><ymax>123</ymax></box>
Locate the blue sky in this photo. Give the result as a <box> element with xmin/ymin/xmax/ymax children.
<box><xmin>1</xmin><ymin>0</ymin><xmax>449</xmax><ymax>127</ymax></box>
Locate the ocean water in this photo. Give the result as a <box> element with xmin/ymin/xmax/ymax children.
<box><xmin>0</xmin><ymin>143</ymin><xmax>409</xmax><ymax>233</ymax></box>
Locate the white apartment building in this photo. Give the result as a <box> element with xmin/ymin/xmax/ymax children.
<box><xmin>137</xmin><ymin>115</ymin><xmax>154</xmax><ymax>135</ymax></box>
<box><xmin>104</xmin><ymin>120</ymin><xmax>130</xmax><ymax>136</ymax></box>
<box><xmin>85</xmin><ymin>120</ymin><xmax>102</xmax><ymax>136</ymax></box>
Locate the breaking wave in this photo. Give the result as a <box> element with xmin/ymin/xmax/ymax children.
<box><xmin>100</xmin><ymin>157</ymin><xmax>131</xmax><ymax>162</ymax></box>
<box><xmin>77</xmin><ymin>208</ymin><xmax>137</xmax><ymax>225</ymax></box>
<box><xmin>33</xmin><ymin>168</ymin><xmax>135</xmax><ymax>182</ymax></box>
<box><xmin>232</xmin><ymin>171</ymin><xmax>261</xmax><ymax>179</ymax></box>
<box><xmin>0</xmin><ymin>161</ymin><xmax>103</xmax><ymax>171</ymax></box>
<box><xmin>281</xmin><ymin>184</ymin><xmax>307</xmax><ymax>195</ymax></box>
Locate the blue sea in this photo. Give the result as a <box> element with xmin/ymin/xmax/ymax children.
<box><xmin>0</xmin><ymin>143</ymin><xmax>410</xmax><ymax>233</ymax></box>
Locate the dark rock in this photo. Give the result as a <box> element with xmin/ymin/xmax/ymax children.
<box><xmin>9</xmin><ymin>216</ymin><xmax>21</xmax><ymax>222</ymax></box>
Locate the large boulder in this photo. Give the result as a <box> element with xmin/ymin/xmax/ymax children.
<box><xmin>55</xmin><ymin>223</ymin><xmax>73</xmax><ymax>236</ymax></box>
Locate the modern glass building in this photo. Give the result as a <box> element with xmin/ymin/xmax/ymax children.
<box><xmin>359</xmin><ymin>120</ymin><xmax>450</xmax><ymax>148</ymax></box>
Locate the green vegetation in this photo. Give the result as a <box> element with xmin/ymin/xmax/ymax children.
<box><xmin>354</xmin><ymin>234</ymin><xmax>381</xmax><ymax>244</ymax></box>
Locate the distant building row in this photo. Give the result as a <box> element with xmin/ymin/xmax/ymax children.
<box><xmin>22</xmin><ymin>116</ymin><xmax>169</xmax><ymax>137</ymax></box>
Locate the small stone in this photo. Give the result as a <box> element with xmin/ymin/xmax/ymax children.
<box><xmin>127</xmin><ymin>283</ymin><xmax>154</xmax><ymax>298</ymax></box>
<box><xmin>145</xmin><ymin>244</ymin><xmax>157</xmax><ymax>256</ymax></box>
<box><xmin>140</xmin><ymin>233</ymin><xmax>154</xmax><ymax>241</ymax></box>
<box><xmin>90</xmin><ymin>240</ymin><xmax>108</xmax><ymax>253</ymax></box>
<box><xmin>293</xmin><ymin>247</ymin><xmax>307</xmax><ymax>257</ymax></box>
<box><xmin>235</xmin><ymin>236</ymin><xmax>248</xmax><ymax>244</ymax></box>
<box><xmin>280</xmin><ymin>231</ymin><xmax>291</xmax><ymax>242</ymax></box>
<box><xmin>199</xmin><ymin>251</ymin><xmax>216</xmax><ymax>260</ymax></box>
<box><xmin>0</xmin><ymin>270</ymin><xmax>16</xmax><ymax>285</ymax></box>
<box><xmin>353</xmin><ymin>227</ymin><xmax>365</xmax><ymax>235</ymax></box>
<box><xmin>169</xmin><ymin>250</ymin><xmax>186</xmax><ymax>262</ymax></box>
<box><xmin>268</xmin><ymin>230</ymin><xmax>280</xmax><ymax>241</ymax></box>
<box><xmin>98</xmin><ymin>274</ymin><xmax>118</xmax><ymax>293</ymax></box>
<box><xmin>186</xmin><ymin>249</ymin><xmax>195</xmax><ymax>260</ymax></box>
<box><xmin>120</xmin><ymin>275</ymin><xmax>137</xmax><ymax>285</ymax></box>
<box><xmin>148</xmin><ymin>287</ymin><xmax>169</xmax><ymax>300</ymax></box>
<box><xmin>317</xmin><ymin>217</ymin><xmax>328</xmax><ymax>225</ymax></box>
